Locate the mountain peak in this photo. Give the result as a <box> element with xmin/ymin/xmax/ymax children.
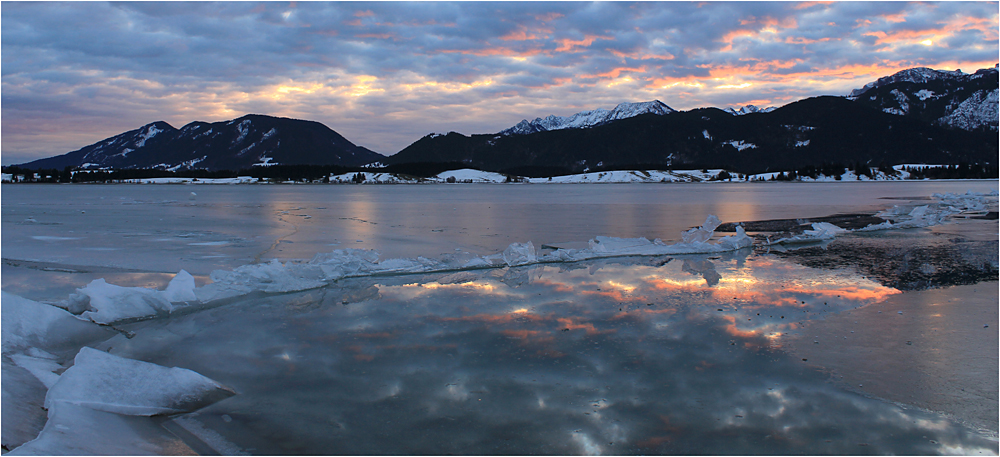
<box><xmin>499</xmin><ymin>100</ymin><xmax>676</xmax><ymax>136</ymax></box>
<box><xmin>849</xmin><ymin>67</ymin><xmax>970</xmax><ymax>97</ymax></box>
<box><xmin>725</xmin><ymin>105</ymin><xmax>776</xmax><ymax>116</ymax></box>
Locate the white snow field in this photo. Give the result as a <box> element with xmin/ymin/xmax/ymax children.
<box><xmin>1</xmin><ymin>183</ymin><xmax>997</xmax><ymax>454</ymax></box>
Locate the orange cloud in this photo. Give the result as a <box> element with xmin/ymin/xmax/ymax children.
<box><xmin>501</xmin><ymin>28</ymin><xmax>538</xmax><ymax>42</ymax></box>
<box><xmin>354</xmin><ymin>10</ymin><xmax>374</xmax><ymax>17</ymax></box>
<box><xmin>863</xmin><ymin>29</ymin><xmax>941</xmax><ymax>46</ymax></box>
<box><xmin>945</xmin><ymin>15</ymin><xmax>999</xmax><ymax>40</ymax></box>
<box><xmin>879</xmin><ymin>12</ymin><xmax>908</xmax><ymax>23</ymax></box>
<box><xmin>555</xmin><ymin>34</ymin><xmax>612</xmax><ymax>52</ymax></box>
<box><xmin>794</xmin><ymin>1</ymin><xmax>834</xmax><ymax>10</ymax></box>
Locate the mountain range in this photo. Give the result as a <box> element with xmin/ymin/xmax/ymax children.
<box><xmin>12</xmin><ymin>65</ymin><xmax>998</xmax><ymax>175</ymax></box>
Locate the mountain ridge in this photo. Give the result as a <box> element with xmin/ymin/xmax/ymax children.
<box><xmin>498</xmin><ymin>100</ymin><xmax>676</xmax><ymax>136</ymax></box>
<box><xmin>17</xmin><ymin>114</ymin><xmax>385</xmax><ymax>171</ymax></box>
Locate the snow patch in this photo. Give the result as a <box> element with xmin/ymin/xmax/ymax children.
<box><xmin>134</xmin><ymin>124</ymin><xmax>163</xmax><ymax>148</ymax></box>
<box><xmin>724</xmin><ymin>140</ymin><xmax>757</xmax><ymax>151</ymax></box>
<box><xmin>233</xmin><ymin>119</ymin><xmax>252</xmax><ymax>144</ymax></box>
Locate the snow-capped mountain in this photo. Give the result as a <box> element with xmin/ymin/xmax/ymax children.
<box><xmin>724</xmin><ymin>105</ymin><xmax>776</xmax><ymax>116</ymax></box>
<box><xmin>848</xmin><ymin>67</ymin><xmax>968</xmax><ymax>97</ymax></box>
<box><xmin>388</xmin><ymin>95</ymin><xmax>996</xmax><ymax>175</ymax></box>
<box><xmin>498</xmin><ymin>100</ymin><xmax>676</xmax><ymax>135</ymax></box>
<box><xmin>848</xmin><ymin>66</ymin><xmax>998</xmax><ymax>131</ymax></box>
<box><xmin>16</xmin><ymin>115</ymin><xmax>384</xmax><ymax>171</ymax></box>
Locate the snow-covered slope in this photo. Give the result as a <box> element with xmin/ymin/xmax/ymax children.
<box><xmin>936</xmin><ymin>88</ymin><xmax>999</xmax><ymax>131</ymax></box>
<box><xmin>499</xmin><ymin>100</ymin><xmax>676</xmax><ymax>135</ymax></box>
<box><xmin>848</xmin><ymin>66</ymin><xmax>998</xmax><ymax>131</ymax></box>
<box><xmin>849</xmin><ymin>67</ymin><xmax>968</xmax><ymax>98</ymax></box>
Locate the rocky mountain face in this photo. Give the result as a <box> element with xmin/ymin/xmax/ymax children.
<box><xmin>16</xmin><ymin>115</ymin><xmax>384</xmax><ymax>171</ymax></box>
<box><xmin>848</xmin><ymin>66</ymin><xmax>998</xmax><ymax>131</ymax></box>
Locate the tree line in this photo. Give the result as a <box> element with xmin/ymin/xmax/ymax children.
<box><xmin>3</xmin><ymin>161</ymin><xmax>996</xmax><ymax>183</ymax></box>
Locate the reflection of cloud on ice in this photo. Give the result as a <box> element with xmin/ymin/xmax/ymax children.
<box><xmin>38</xmin><ymin>255</ymin><xmax>991</xmax><ymax>455</ymax></box>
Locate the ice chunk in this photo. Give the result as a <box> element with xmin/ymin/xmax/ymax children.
<box><xmin>2</xmin><ymin>292</ymin><xmax>106</xmax><ymax>353</ymax></box>
<box><xmin>502</xmin><ymin>241</ymin><xmax>536</xmax><ymax>266</ymax></box>
<box><xmin>45</xmin><ymin>347</ymin><xmax>235</xmax><ymax>416</ymax></box>
<box><xmin>682</xmin><ymin>215</ymin><xmax>722</xmax><ymax>244</ymax></box>
<box><xmin>2</xmin><ymin>359</ymin><xmax>50</xmax><ymax>451</ymax></box>
<box><xmin>162</xmin><ymin>270</ymin><xmax>197</xmax><ymax>302</ymax></box>
<box><xmin>10</xmin><ymin>352</ymin><xmax>62</xmax><ymax>389</ymax></box>
<box><xmin>713</xmin><ymin>226</ymin><xmax>753</xmax><ymax>251</ymax></box>
<box><xmin>210</xmin><ymin>259</ymin><xmax>326</xmax><ymax>294</ymax></box>
<box><xmin>589</xmin><ymin>236</ymin><xmax>657</xmax><ymax>253</ymax></box>
<box><xmin>8</xmin><ymin>403</ymin><xmax>199</xmax><ymax>456</ymax></box>
<box><xmin>768</xmin><ymin>222</ymin><xmax>844</xmax><ymax>245</ymax></box>
<box><xmin>78</xmin><ymin>279</ymin><xmax>175</xmax><ymax>325</ymax></box>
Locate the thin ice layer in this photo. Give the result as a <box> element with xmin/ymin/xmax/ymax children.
<box><xmin>45</xmin><ymin>347</ymin><xmax>235</xmax><ymax>416</ymax></box>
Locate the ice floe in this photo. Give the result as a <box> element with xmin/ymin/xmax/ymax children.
<box><xmin>8</xmin><ymin>348</ymin><xmax>234</xmax><ymax>456</ymax></box>
<box><xmin>45</xmin><ymin>348</ymin><xmax>235</xmax><ymax>416</ymax></box>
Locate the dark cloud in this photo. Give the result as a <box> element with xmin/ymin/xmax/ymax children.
<box><xmin>2</xmin><ymin>2</ymin><xmax>996</xmax><ymax>162</ymax></box>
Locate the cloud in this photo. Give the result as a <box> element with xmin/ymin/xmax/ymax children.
<box><xmin>2</xmin><ymin>2</ymin><xmax>997</xmax><ymax>163</ymax></box>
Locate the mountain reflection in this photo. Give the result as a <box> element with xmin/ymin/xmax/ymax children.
<box><xmin>104</xmin><ymin>253</ymin><xmax>994</xmax><ymax>455</ymax></box>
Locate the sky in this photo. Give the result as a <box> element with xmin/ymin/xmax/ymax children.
<box><xmin>2</xmin><ymin>1</ymin><xmax>997</xmax><ymax>165</ymax></box>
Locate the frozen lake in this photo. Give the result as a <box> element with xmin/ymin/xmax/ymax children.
<box><xmin>2</xmin><ymin>181</ymin><xmax>998</xmax><ymax>454</ymax></box>
<box><xmin>2</xmin><ymin>182</ymin><xmax>995</xmax><ymax>279</ymax></box>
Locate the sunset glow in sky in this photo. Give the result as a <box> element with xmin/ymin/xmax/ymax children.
<box><xmin>2</xmin><ymin>1</ymin><xmax>997</xmax><ymax>164</ymax></box>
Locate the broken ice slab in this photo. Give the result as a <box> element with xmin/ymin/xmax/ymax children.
<box><xmin>7</xmin><ymin>403</ymin><xmax>200</xmax><ymax>456</ymax></box>
<box><xmin>1</xmin><ymin>291</ymin><xmax>111</xmax><ymax>353</ymax></box>
<box><xmin>45</xmin><ymin>347</ymin><xmax>236</xmax><ymax>417</ymax></box>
